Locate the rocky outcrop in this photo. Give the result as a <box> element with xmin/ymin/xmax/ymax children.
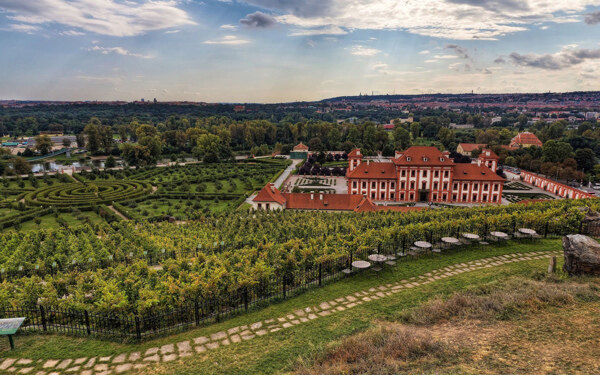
<box><xmin>563</xmin><ymin>234</ymin><xmax>600</xmax><ymax>276</ymax></box>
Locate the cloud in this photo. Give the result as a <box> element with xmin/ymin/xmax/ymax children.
<box><xmin>203</xmin><ymin>35</ymin><xmax>251</xmax><ymax>45</ymax></box>
<box><xmin>164</xmin><ymin>29</ymin><xmax>180</xmax><ymax>34</ymax></box>
<box><xmin>59</xmin><ymin>30</ymin><xmax>85</xmax><ymax>36</ymax></box>
<box><xmin>508</xmin><ymin>47</ymin><xmax>600</xmax><ymax>70</ymax></box>
<box><xmin>240</xmin><ymin>11</ymin><xmax>276</xmax><ymax>28</ymax></box>
<box><xmin>494</xmin><ymin>56</ymin><xmax>507</xmax><ymax>64</ymax></box>
<box><xmin>240</xmin><ymin>0</ymin><xmax>596</xmax><ymax>40</ymax></box>
<box><xmin>0</xmin><ymin>0</ymin><xmax>196</xmax><ymax>37</ymax></box>
<box><xmin>445</xmin><ymin>44</ymin><xmax>470</xmax><ymax>59</ymax></box>
<box><xmin>87</xmin><ymin>45</ymin><xmax>153</xmax><ymax>58</ymax></box>
<box><xmin>585</xmin><ymin>11</ymin><xmax>600</xmax><ymax>25</ymax></box>
<box><xmin>4</xmin><ymin>23</ymin><xmax>40</xmax><ymax>33</ymax></box>
<box><xmin>220</xmin><ymin>24</ymin><xmax>238</xmax><ymax>30</ymax></box>
<box><xmin>288</xmin><ymin>25</ymin><xmax>347</xmax><ymax>36</ymax></box>
<box><xmin>348</xmin><ymin>45</ymin><xmax>381</xmax><ymax>56</ymax></box>
<box><xmin>418</xmin><ymin>50</ymin><xmax>431</xmax><ymax>55</ymax></box>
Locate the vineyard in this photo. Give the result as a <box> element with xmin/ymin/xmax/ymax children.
<box><xmin>0</xmin><ymin>199</ymin><xmax>595</xmax><ymax>340</ymax></box>
<box><xmin>0</xmin><ymin>158</ymin><xmax>289</xmax><ymax>229</ymax></box>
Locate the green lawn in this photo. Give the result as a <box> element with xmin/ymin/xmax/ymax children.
<box><xmin>129</xmin><ymin>198</ymin><xmax>235</xmax><ymax>217</ymax></box>
<box><xmin>0</xmin><ymin>239</ymin><xmax>562</xmax><ymax>365</ymax></box>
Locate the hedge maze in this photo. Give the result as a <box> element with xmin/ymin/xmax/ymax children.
<box><xmin>24</xmin><ymin>181</ymin><xmax>153</xmax><ymax>207</ymax></box>
<box><xmin>0</xmin><ymin>158</ymin><xmax>289</xmax><ymax>230</ymax></box>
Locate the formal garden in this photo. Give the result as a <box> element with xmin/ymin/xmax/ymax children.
<box><xmin>0</xmin><ymin>158</ymin><xmax>290</xmax><ymax>230</ymax></box>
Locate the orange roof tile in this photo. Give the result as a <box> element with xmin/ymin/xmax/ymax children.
<box><xmin>346</xmin><ymin>161</ymin><xmax>397</xmax><ymax>179</ymax></box>
<box><xmin>393</xmin><ymin>146</ymin><xmax>454</xmax><ymax>166</ymax></box>
<box><xmin>282</xmin><ymin>193</ymin><xmax>364</xmax><ymax>211</ymax></box>
<box><xmin>453</xmin><ymin>164</ymin><xmax>505</xmax><ymax>181</ymax></box>
<box><xmin>293</xmin><ymin>142</ymin><xmax>309</xmax><ymax>151</ymax></box>
<box><xmin>348</xmin><ymin>148</ymin><xmax>361</xmax><ymax>158</ymax></box>
<box><xmin>253</xmin><ymin>183</ymin><xmax>287</xmax><ymax>205</ymax></box>
<box><xmin>458</xmin><ymin>143</ymin><xmax>487</xmax><ymax>152</ymax></box>
<box><xmin>510</xmin><ymin>132</ymin><xmax>543</xmax><ymax>147</ymax></box>
<box><xmin>479</xmin><ymin>148</ymin><xmax>499</xmax><ymax>159</ymax></box>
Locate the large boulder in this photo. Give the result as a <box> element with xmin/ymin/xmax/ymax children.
<box><xmin>562</xmin><ymin>234</ymin><xmax>600</xmax><ymax>275</ymax></box>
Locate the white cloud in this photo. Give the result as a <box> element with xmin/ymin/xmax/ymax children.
<box><xmin>87</xmin><ymin>45</ymin><xmax>153</xmax><ymax>58</ymax></box>
<box><xmin>4</xmin><ymin>23</ymin><xmax>40</xmax><ymax>33</ymax></box>
<box><xmin>203</xmin><ymin>35</ymin><xmax>251</xmax><ymax>45</ymax></box>
<box><xmin>220</xmin><ymin>24</ymin><xmax>238</xmax><ymax>30</ymax></box>
<box><xmin>60</xmin><ymin>30</ymin><xmax>85</xmax><ymax>36</ymax></box>
<box><xmin>348</xmin><ymin>45</ymin><xmax>381</xmax><ymax>56</ymax></box>
<box><xmin>164</xmin><ymin>29</ymin><xmax>181</xmax><ymax>34</ymax></box>
<box><xmin>419</xmin><ymin>50</ymin><xmax>431</xmax><ymax>54</ymax></box>
<box><xmin>0</xmin><ymin>0</ymin><xmax>196</xmax><ymax>37</ymax></box>
<box><xmin>242</xmin><ymin>0</ymin><xmax>600</xmax><ymax>40</ymax></box>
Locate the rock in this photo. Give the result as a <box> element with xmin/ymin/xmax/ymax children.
<box><xmin>563</xmin><ymin>234</ymin><xmax>600</xmax><ymax>275</ymax></box>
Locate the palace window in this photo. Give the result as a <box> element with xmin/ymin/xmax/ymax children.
<box><xmin>400</xmin><ymin>193</ymin><xmax>405</xmax><ymax>200</ymax></box>
<box><xmin>422</xmin><ymin>182</ymin><xmax>427</xmax><ymax>190</ymax></box>
<box><xmin>353</xmin><ymin>181</ymin><xmax>357</xmax><ymax>188</ymax></box>
<box><xmin>472</xmin><ymin>194</ymin><xmax>478</xmax><ymax>201</ymax></box>
<box><xmin>381</xmin><ymin>182</ymin><xmax>386</xmax><ymax>189</ymax></box>
<box><xmin>401</xmin><ymin>181</ymin><xmax>406</xmax><ymax>189</ymax></box>
<box><xmin>362</xmin><ymin>182</ymin><xmax>366</xmax><ymax>189</ymax></box>
<box><xmin>453</xmin><ymin>183</ymin><xmax>458</xmax><ymax>190</ymax></box>
<box><xmin>443</xmin><ymin>182</ymin><xmax>448</xmax><ymax>190</ymax></box>
<box><xmin>434</xmin><ymin>171</ymin><xmax>439</xmax><ymax>178</ymax></box>
<box><xmin>433</xmin><ymin>193</ymin><xmax>438</xmax><ymax>200</ymax></box>
<box><xmin>494</xmin><ymin>184</ymin><xmax>499</xmax><ymax>191</ymax></box>
<box><xmin>452</xmin><ymin>194</ymin><xmax>457</xmax><ymax>201</ymax></box>
<box><xmin>433</xmin><ymin>182</ymin><xmax>439</xmax><ymax>190</ymax></box>
<box><xmin>401</xmin><ymin>170</ymin><xmax>406</xmax><ymax>177</ymax></box>
<box><xmin>444</xmin><ymin>170</ymin><xmax>449</xmax><ymax>178</ymax></box>
<box><xmin>410</xmin><ymin>181</ymin><xmax>415</xmax><ymax>189</ymax></box>
<box><xmin>381</xmin><ymin>192</ymin><xmax>385</xmax><ymax>199</ymax></box>
<box><xmin>462</xmin><ymin>193</ymin><xmax>467</xmax><ymax>201</ymax></box>
<box><xmin>411</xmin><ymin>170</ymin><xmax>416</xmax><ymax>177</ymax></box>
<box><xmin>474</xmin><ymin>183</ymin><xmax>479</xmax><ymax>190</ymax></box>
<box><xmin>390</xmin><ymin>182</ymin><xmax>395</xmax><ymax>189</ymax></box>
<box><xmin>463</xmin><ymin>183</ymin><xmax>468</xmax><ymax>190</ymax></box>
<box><xmin>372</xmin><ymin>182</ymin><xmax>376</xmax><ymax>189</ymax></box>
<box><xmin>422</xmin><ymin>170</ymin><xmax>428</xmax><ymax>178</ymax></box>
<box><xmin>483</xmin><ymin>194</ymin><xmax>488</xmax><ymax>201</ymax></box>
<box><xmin>390</xmin><ymin>193</ymin><xmax>395</xmax><ymax>200</ymax></box>
<box><xmin>483</xmin><ymin>184</ymin><xmax>488</xmax><ymax>191</ymax></box>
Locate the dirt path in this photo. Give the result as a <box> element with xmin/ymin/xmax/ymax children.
<box><xmin>108</xmin><ymin>205</ymin><xmax>129</xmax><ymax>221</ymax></box>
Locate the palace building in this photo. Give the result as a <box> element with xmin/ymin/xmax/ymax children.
<box><xmin>346</xmin><ymin>146</ymin><xmax>504</xmax><ymax>204</ymax></box>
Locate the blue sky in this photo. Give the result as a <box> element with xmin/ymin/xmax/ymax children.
<box><xmin>1</xmin><ymin>0</ymin><xmax>600</xmax><ymax>103</ymax></box>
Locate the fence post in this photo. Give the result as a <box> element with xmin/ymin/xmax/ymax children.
<box><xmin>194</xmin><ymin>300</ymin><xmax>200</xmax><ymax>326</ymax></box>
<box><xmin>318</xmin><ymin>263</ymin><xmax>322</xmax><ymax>286</ymax></box>
<box><xmin>84</xmin><ymin>310</ymin><xmax>91</xmax><ymax>335</ymax></box>
<box><xmin>283</xmin><ymin>276</ymin><xmax>287</xmax><ymax>298</ymax></box>
<box><xmin>40</xmin><ymin>305</ymin><xmax>47</xmax><ymax>332</ymax></box>
<box><xmin>544</xmin><ymin>221</ymin><xmax>549</xmax><ymax>238</ymax></box>
<box><xmin>243</xmin><ymin>288</ymin><xmax>249</xmax><ymax>311</ymax></box>
<box><xmin>135</xmin><ymin>315</ymin><xmax>141</xmax><ymax>341</ymax></box>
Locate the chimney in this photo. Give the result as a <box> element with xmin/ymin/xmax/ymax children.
<box><xmin>319</xmin><ymin>193</ymin><xmax>323</xmax><ymax>200</ymax></box>
<box><xmin>310</xmin><ymin>193</ymin><xmax>314</xmax><ymax>200</ymax></box>
<box><xmin>367</xmin><ymin>160</ymin><xmax>370</xmax><ymax>166</ymax></box>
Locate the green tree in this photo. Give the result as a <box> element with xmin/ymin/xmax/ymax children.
<box><xmin>105</xmin><ymin>155</ymin><xmax>116</xmax><ymax>169</ymax></box>
<box><xmin>393</xmin><ymin>127</ymin><xmax>411</xmax><ymax>150</ymax></box>
<box><xmin>542</xmin><ymin>140</ymin><xmax>573</xmax><ymax>163</ymax></box>
<box><xmin>34</xmin><ymin>135</ymin><xmax>52</xmax><ymax>155</ymax></box>
<box><xmin>194</xmin><ymin>134</ymin><xmax>222</xmax><ymax>162</ymax></box>
<box><xmin>84</xmin><ymin>119</ymin><xmax>101</xmax><ymax>154</ymax></box>
<box><xmin>410</xmin><ymin>123</ymin><xmax>420</xmax><ymax>140</ymax></box>
<box><xmin>575</xmin><ymin>148</ymin><xmax>595</xmax><ymax>172</ymax></box>
<box><xmin>12</xmin><ymin>157</ymin><xmax>31</xmax><ymax>175</ymax></box>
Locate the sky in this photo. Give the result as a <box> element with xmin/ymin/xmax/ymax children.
<box><xmin>1</xmin><ymin>0</ymin><xmax>600</xmax><ymax>103</ymax></box>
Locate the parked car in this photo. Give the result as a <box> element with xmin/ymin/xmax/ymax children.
<box><xmin>593</xmin><ymin>184</ymin><xmax>600</xmax><ymax>190</ymax></box>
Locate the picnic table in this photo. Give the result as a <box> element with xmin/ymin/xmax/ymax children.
<box><xmin>490</xmin><ymin>231</ymin><xmax>508</xmax><ymax>240</ymax></box>
<box><xmin>462</xmin><ymin>233</ymin><xmax>480</xmax><ymax>241</ymax></box>
<box><xmin>351</xmin><ymin>260</ymin><xmax>371</xmax><ymax>269</ymax></box>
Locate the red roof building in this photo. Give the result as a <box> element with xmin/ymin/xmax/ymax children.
<box><xmin>347</xmin><ymin>146</ymin><xmax>505</xmax><ymax>204</ymax></box>
<box><xmin>252</xmin><ymin>184</ymin><xmax>424</xmax><ymax>212</ymax></box>
<box><xmin>293</xmin><ymin>142</ymin><xmax>309</xmax><ymax>152</ymax></box>
<box><xmin>510</xmin><ymin>132</ymin><xmax>543</xmax><ymax>148</ymax></box>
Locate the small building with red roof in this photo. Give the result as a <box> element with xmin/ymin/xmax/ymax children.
<box><xmin>510</xmin><ymin>132</ymin><xmax>543</xmax><ymax>149</ymax></box>
<box><xmin>290</xmin><ymin>142</ymin><xmax>310</xmax><ymax>159</ymax></box>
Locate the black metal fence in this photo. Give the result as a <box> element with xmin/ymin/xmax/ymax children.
<box><xmin>0</xmin><ymin>215</ymin><xmax>581</xmax><ymax>342</ymax></box>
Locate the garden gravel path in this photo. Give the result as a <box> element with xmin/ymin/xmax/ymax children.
<box><xmin>1</xmin><ymin>250</ymin><xmax>561</xmax><ymax>375</ymax></box>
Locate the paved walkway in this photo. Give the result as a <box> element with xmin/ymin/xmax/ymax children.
<box><xmin>244</xmin><ymin>159</ymin><xmax>301</xmax><ymax>205</ymax></box>
<box><xmin>0</xmin><ymin>250</ymin><xmax>560</xmax><ymax>375</ymax></box>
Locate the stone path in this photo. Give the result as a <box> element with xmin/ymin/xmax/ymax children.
<box><xmin>107</xmin><ymin>206</ymin><xmax>129</xmax><ymax>221</ymax></box>
<box><xmin>0</xmin><ymin>250</ymin><xmax>561</xmax><ymax>375</ymax></box>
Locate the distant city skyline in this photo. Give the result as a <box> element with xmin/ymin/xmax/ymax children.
<box><xmin>1</xmin><ymin>0</ymin><xmax>600</xmax><ymax>103</ymax></box>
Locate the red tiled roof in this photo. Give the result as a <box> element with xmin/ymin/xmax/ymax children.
<box><xmin>458</xmin><ymin>143</ymin><xmax>487</xmax><ymax>152</ymax></box>
<box><xmin>382</xmin><ymin>124</ymin><xmax>395</xmax><ymax>130</ymax></box>
<box><xmin>479</xmin><ymin>148</ymin><xmax>499</xmax><ymax>159</ymax></box>
<box><xmin>293</xmin><ymin>142</ymin><xmax>309</xmax><ymax>151</ymax></box>
<box><xmin>453</xmin><ymin>164</ymin><xmax>505</xmax><ymax>181</ymax></box>
<box><xmin>510</xmin><ymin>132</ymin><xmax>543</xmax><ymax>147</ymax></box>
<box><xmin>354</xmin><ymin>197</ymin><xmax>379</xmax><ymax>212</ymax></box>
<box><xmin>346</xmin><ymin>161</ymin><xmax>396</xmax><ymax>179</ymax></box>
<box><xmin>253</xmin><ymin>183</ymin><xmax>287</xmax><ymax>205</ymax></box>
<box><xmin>282</xmin><ymin>193</ymin><xmax>365</xmax><ymax>211</ymax></box>
<box><xmin>393</xmin><ymin>146</ymin><xmax>454</xmax><ymax>166</ymax></box>
<box><xmin>348</xmin><ymin>148</ymin><xmax>361</xmax><ymax>158</ymax></box>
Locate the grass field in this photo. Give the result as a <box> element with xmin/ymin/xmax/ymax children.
<box><xmin>3</xmin><ymin>238</ymin><xmax>588</xmax><ymax>375</ymax></box>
